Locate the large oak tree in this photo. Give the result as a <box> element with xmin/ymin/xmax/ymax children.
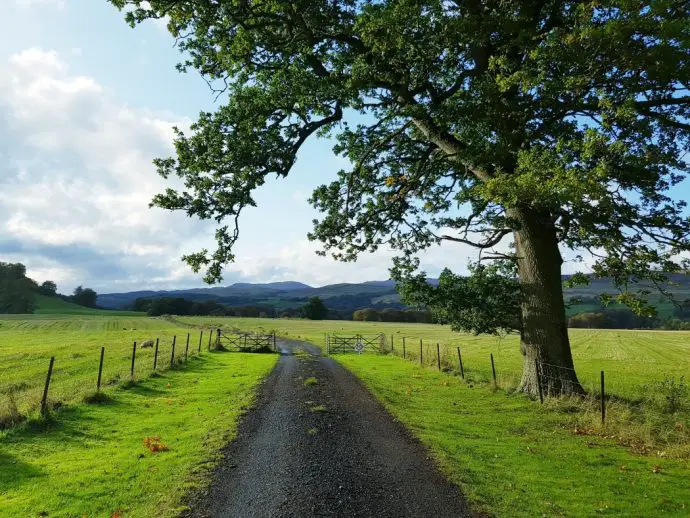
<box><xmin>110</xmin><ymin>0</ymin><xmax>690</xmax><ymax>395</ymax></box>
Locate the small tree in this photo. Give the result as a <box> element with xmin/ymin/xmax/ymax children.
<box><xmin>300</xmin><ymin>297</ymin><xmax>329</xmax><ymax>320</ymax></box>
<box><xmin>0</xmin><ymin>262</ymin><xmax>35</xmax><ymax>314</ymax></box>
<box><xmin>71</xmin><ymin>286</ymin><xmax>98</xmax><ymax>308</ymax></box>
<box><xmin>39</xmin><ymin>281</ymin><xmax>57</xmax><ymax>297</ymax></box>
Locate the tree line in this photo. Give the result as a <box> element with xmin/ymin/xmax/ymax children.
<box><xmin>131</xmin><ymin>294</ymin><xmax>435</xmax><ymax>322</ymax></box>
<box><xmin>0</xmin><ymin>262</ymin><xmax>98</xmax><ymax>314</ymax></box>
<box><xmin>567</xmin><ymin>298</ymin><xmax>690</xmax><ymax>330</ymax></box>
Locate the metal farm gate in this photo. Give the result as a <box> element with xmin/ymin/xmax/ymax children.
<box><xmin>326</xmin><ymin>334</ymin><xmax>385</xmax><ymax>354</ymax></box>
<box><xmin>219</xmin><ymin>330</ymin><xmax>277</xmax><ymax>352</ymax></box>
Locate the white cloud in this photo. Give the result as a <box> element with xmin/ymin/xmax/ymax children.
<box><xmin>0</xmin><ymin>47</ymin><xmax>209</xmax><ymax>292</ymax></box>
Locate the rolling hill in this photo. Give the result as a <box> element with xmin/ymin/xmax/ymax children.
<box><xmin>95</xmin><ymin>273</ymin><xmax>690</xmax><ymax>316</ymax></box>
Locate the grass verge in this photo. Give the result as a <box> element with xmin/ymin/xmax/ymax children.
<box><xmin>337</xmin><ymin>354</ymin><xmax>689</xmax><ymax>517</ymax></box>
<box><xmin>0</xmin><ymin>352</ymin><xmax>277</xmax><ymax>517</ymax></box>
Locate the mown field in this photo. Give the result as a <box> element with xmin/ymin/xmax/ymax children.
<box><xmin>0</xmin><ymin>314</ymin><xmax>219</xmax><ymax>421</ymax></box>
<box><xmin>339</xmin><ymin>355</ymin><xmax>689</xmax><ymax>517</ymax></box>
<box><xmin>177</xmin><ymin>316</ymin><xmax>690</xmax><ymax>397</ymax></box>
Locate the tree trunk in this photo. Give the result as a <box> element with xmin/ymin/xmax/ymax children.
<box><xmin>508</xmin><ymin>206</ymin><xmax>585</xmax><ymax>397</ymax></box>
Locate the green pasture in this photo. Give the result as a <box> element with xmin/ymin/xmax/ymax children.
<box><xmin>1</xmin><ymin>314</ymin><xmax>688</xmax><ymax>517</ymax></box>
<box><xmin>338</xmin><ymin>355</ymin><xmax>689</xmax><ymax>517</ymax></box>
<box><xmin>178</xmin><ymin>316</ymin><xmax>690</xmax><ymax>398</ymax></box>
<box><xmin>0</xmin><ymin>314</ymin><xmax>217</xmax><ymax>420</ymax></box>
<box><xmin>0</xmin><ymin>351</ymin><xmax>277</xmax><ymax>517</ymax></box>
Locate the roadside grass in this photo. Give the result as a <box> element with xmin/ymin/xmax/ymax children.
<box><xmin>337</xmin><ymin>355</ymin><xmax>689</xmax><ymax>517</ymax></box>
<box><xmin>304</xmin><ymin>376</ymin><xmax>318</xmax><ymax>386</ymax></box>
<box><xmin>0</xmin><ymin>351</ymin><xmax>277</xmax><ymax>517</ymax></box>
<box><xmin>0</xmin><ymin>315</ymin><xmax>209</xmax><ymax>423</ymax></box>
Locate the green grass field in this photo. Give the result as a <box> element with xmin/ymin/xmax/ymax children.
<box><xmin>2</xmin><ymin>314</ymin><xmax>688</xmax><ymax>517</ymax></box>
<box><xmin>0</xmin><ymin>314</ymin><xmax>219</xmax><ymax>424</ymax></box>
<box><xmin>0</xmin><ymin>351</ymin><xmax>277</xmax><ymax>517</ymax></box>
<box><xmin>338</xmin><ymin>355</ymin><xmax>689</xmax><ymax>517</ymax></box>
<box><xmin>177</xmin><ymin>316</ymin><xmax>690</xmax><ymax>397</ymax></box>
<box><xmin>179</xmin><ymin>316</ymin><xmax>690</xmax><ymax>516</ymax></box>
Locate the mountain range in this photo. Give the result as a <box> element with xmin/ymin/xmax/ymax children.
<box><xmin>97</xmin><ymin>279</ymin><xmax>404</xmax><ymax>311</ymax></box>
<box><xmin>97</xmin><ymin>274</ymin><xmax>690</xmax><ymax>314</ymax></box>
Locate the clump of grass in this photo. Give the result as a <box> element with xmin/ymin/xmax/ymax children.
<box><xmin>82</xmin><ymin>391</ymin><xmax>113</xmax><ymax>405</ymax></box>
<box><xmin>303</xmin><ymin>377</ymin><xmax>318</xmax><ymax>387</ymax></box>
<box><xmin>641</xmin><ymin>376</ymin><xmax>688</xmax><ymax>414</ymax></box>
<box><xmin>545</xmin><ymin>377</ymin><xmax>690</xmax><ymax>459</ymax></box>
<box><xmin>309</xmin><ymin>404</ymin><xmax>327</xmax><ymax>413</ymax></box>
<box><xmin>0</xmin><ymin>389</ymin><xmax>26</xmax><ymax>429</ymax></box>
<box><xmin>120</xmin><ymin>379</ymin><xmax>138</xmax><ymax>390</ymax></box>
<box><xmin>307</xmin><ymin>427</ymin><xmax>318</xmax><ymax>435</ymax></box>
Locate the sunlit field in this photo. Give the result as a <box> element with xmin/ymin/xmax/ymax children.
<box><xmin>178</xmin><ymin>316</ymin><xmax>690</xmax><ymax>397</ymax></box>
<box><xmin>0</xmin><ymin>314</ymin><xmax>215</xmax><ymax>420</ymax></box>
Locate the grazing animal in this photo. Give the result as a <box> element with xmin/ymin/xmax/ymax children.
<box><xmin>141</xmin><ymin>339</ymin><xmax>155</xmax><ymax>348</ymax></box>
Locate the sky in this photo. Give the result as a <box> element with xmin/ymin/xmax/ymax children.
<box><xmin>0</xmin><ymin>0</ymin><xmax>487</xmax><ymax>294</ymax></box>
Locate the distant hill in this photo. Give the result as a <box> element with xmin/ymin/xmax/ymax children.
<box><xmin>96</xmin><ymin>273</ymin><xmax>690</xmax><ymax>316</ymax></box>
<box><xmin>97</xmin><ymin>280</ymin><xmax>401</xmax><ymax>310</ymax></box>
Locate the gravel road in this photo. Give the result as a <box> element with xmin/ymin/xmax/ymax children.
<box><xmin>184</xmin><ymin>340</ymin><xmax>476</xmax><ymax>518</ymax></box>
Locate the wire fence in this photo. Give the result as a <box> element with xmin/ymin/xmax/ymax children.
<box><xmin>0</xmin><ymin>328</ymin><xmax>224</xmax><ymax>429</ymax></box>
<box><xmin>326</xmin><ymin>333</ymin><xmax>690</xmax><ymax>450</ymax></box>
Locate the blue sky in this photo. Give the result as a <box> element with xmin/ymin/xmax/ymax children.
<box><xmin>0</xmin><ymin>0</ymin><xmax>479</xmax><ymax>294</ymax></box>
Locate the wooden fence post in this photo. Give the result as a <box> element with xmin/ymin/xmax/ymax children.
<box><xmin>326</xmin><ymin>335</ymin><xmax>330</xmax><ymax>355</ymax></box>
<box><xmin>185</xmin><ymin>333</ymin><xmax>190</xmax><ymax>360</ymax></box>
<box><xmin>170</xmin><ymin>336</ymin><xmax>176</xmax><ymax>368</ymax></box>
<box><xmin>490</xmin><ymin>353</ymin><xmax>497</xmax><ymax>388</ymax></box>
<box><xmin>130</xmin><ymin>342</ymin><xmax>137</xmax><ymax>379</ymax></box>
<box><xmin>97</xmin><ymin>346</ymin><xmax>105</xmax><ymax>391</ymax></box>
<box><xmin>208</xmin><ymin>330</ymin><xmax>213</xmax><ymax>350</ymax></box>
<box><xmin>41</xmin><ymin>357</ymin><xmax>55</xmax><ymax>416</ymax></box>
<box><xmin>216</xmin><ymin>328</ymin><xmax>221</xmax><ymax>349</ymax></box>
<box><xmin>391</xmin><ymin>335</ymin><xmax>394</xmax><ymax>353</ymax></box>
<box><xmin>153</xmin><ymin>338</ymin><xmax>159</xmax><ymax>370</ymax></box>
<box><xmin>402</xmin><ymin>337</ymin><xmax>406</xmax><ymax>359</ymax></box>
<box><xmin>436</xmin><ymin>343</ymin><xmax>441</xmax><ymax>370</ymax></box>
<box><xmin>601</xmin><ymin>371</ymin><xmax>606</xmax><ymax>425</ymax></box>
<box><xmin>273</xmin><ymin>332</ymin><xmax>277</xmax><ymax>352</ymax></box>
<box><xmin>420</xmin><ymin>339</ymin><xmax>423</xmax><ymax>365</ymax></box>
<box><xmin>457</xmin><ymin>347</ymin><xmax>464</xmax><ymax>379</ymax></box>
<box><xmin>535</xmin><ymin>359</ymin><xmax>544</xmax><ymax>404</ymax></box>
<box><xmin>199</xmin><ymin>331</ymin><xmax>203</xmax><ymax>353</ymax></box>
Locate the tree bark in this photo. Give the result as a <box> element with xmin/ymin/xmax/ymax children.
<box><xmin>508</xmin><ymin>206</ymin><xmax>585</xmax><ymax>396</ymax></box>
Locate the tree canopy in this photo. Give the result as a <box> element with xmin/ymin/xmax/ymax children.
<box><xmin>0</xmin><ymin>262</ymin><xmax>36</xmax><ymax>314</ymax></box>
<box><xmin>71</xmin><ymin>286</ymin><xmax>98</xmax><ymax>308</ymax></box>
<box><xmin>111</xmin><ymin>0</ymin><xmax>690</xmax><ymax>394</ymax></box>
<box><xmin>300</xmin><ymin>296</ymin><xmax>329</xmax><ymax>320</ymax></box>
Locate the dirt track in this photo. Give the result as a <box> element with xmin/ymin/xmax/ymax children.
<box><xmin>184</xmin><ymin>340</ymin><xmax>475</xmax><ymax>517</ymax></box>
